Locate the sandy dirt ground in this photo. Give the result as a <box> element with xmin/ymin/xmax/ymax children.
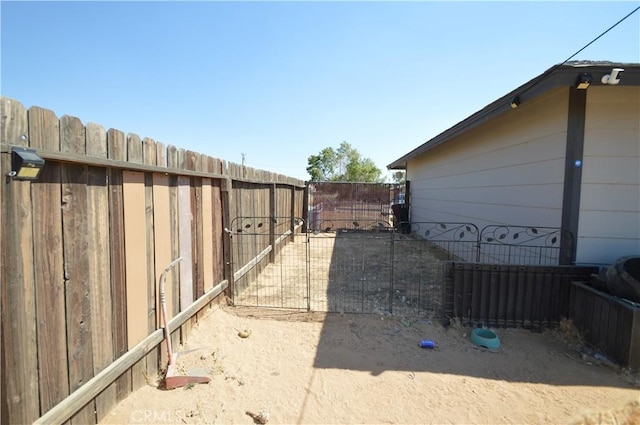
<box><xmin>103</xmin><ymin>305</ymin><xmax>639</xmax><ymax>425</ymax></box>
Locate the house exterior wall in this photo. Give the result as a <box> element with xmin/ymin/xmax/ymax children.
<box><xmin>577</xmin><ymin>86</ymin><xmax>640</xmax><ymax>265</ymax></box>
<box><xmin>407</xmin><ymin>87</ymin><xmax>569</xmax><ymax>233</ymax></box>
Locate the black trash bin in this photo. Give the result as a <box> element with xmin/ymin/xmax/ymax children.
<box><xmin>391</xmin><ymin>203</ymin><xmax>410</xmax><ymax>233</ymax></box>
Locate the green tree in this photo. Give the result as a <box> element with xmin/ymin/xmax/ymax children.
<box><xmin>391</xmin><ymin>171</ymin><xmax>406</xmax><ymax>184</ymax></box>
<box><xmin>307</xmin><ymin>142</ymin><xmax>383</xmax><ymax>182</ymax></box>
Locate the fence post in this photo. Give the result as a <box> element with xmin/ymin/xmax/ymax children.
<box><xmin>302</xmin><ymin>182</ymin><xmax>309</xmax><ymax>233</ymax></box>
<box><xmin>269</xmin><ymin>183</ymin><xmax>276</xmax><ymax>262</ymax></box>
<box><xmin>290</xmin><ymin>184</ymin><xmax>296</xmax><ymax>241</ymax></box>
<box><xmin>221</xmin><ymin>177</ymin><xmax>234</xmax><ymax>298</ymax></box>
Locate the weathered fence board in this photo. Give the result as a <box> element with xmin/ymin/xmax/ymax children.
<box><xmin>178</xmin><ymin>176</ymin><xmax>194</xmax><ymax>307</ymax></box>
<box><xmin>178</xmin><ymin>174</ymin><xmax>194</xmax><ymax>339</ymax></box>
<box><xmin>1</xmin><ymin>98</ymin><xmax>40</xmax><ymax>424</ymax></box>
<box><xmin>86</xmin><ymin>122</ymin><xmax>117</xmax><ymax>421</ymax></box>
<box><xmin>60</xmin><ymin>114</ymin><xmax>96</xmax><ymax>425</ymax></box>
<box><xmin>106</xmin><ymin>128</ymin><xmax>131</xmax><ymax>402</ymax></box>
<box><xmin>29</xmin><ymin>106</ymin><xmax>70</xmax><ymax>417</ymax></box>
<box><xmin>0</xmin><ymin>96</ymin><xmax>5</xmax><ymax>425</ymax></box>
<box><xmin>167</xmin><ymin>145</ymin><xmax>182</xmax><ymax>350</ymax></box>
<box><xmin>194</xmin><ymin>175</ymin><xmax>205</xmax><ymax>301</ymax></box>
<box><xmin>142</xmin><ymin>137</ymin><xmax>159</xmax><ymax>381</ymax></box>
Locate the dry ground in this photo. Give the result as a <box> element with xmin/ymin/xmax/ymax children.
<box><xmin>103</xmin><ymin>305</ymin><xmax>639</xmax><ymax>425</ymax></box>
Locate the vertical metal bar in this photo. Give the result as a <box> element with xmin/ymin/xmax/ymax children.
<box><xmin>306</xmin><ymin>224</ymin><xmax>311</xmax><ymax>312</ymax></box>
<box><xmin>389</xmin><ymin>228</ymin><xmax>395</xmax><ymax>314</ymax></box>
<box><xmin>360</xmin><ymin>236</ymin><xmax>365</xmax><ymax>313</ymax></box>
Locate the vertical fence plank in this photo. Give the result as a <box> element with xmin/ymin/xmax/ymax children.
<box><xmin>85</xmin><ymin>122</ymin><xmax>117</xmax><ymax>421</ymax></box>
<box><xmin>143</xmin><ymin>137</ymin><xmax>159</xmax><ymax>381</ymax></box>
<box><xmin>488</xmin><ymin>265</ymin><xmax>499</xmax><ymax>327</ymax></box>
<box><xmin>123</xmin><ymin>134</ymin><xmax>149</xmax><ymax>391</ymax></box>
<box><xmin>202</xmin><ymin>177</ymin><xmax>214</xmax><ymax>293</ymax></box>
<box><xmin>212</xmin><ymin>159</ymin><xmax>225</xmax><ymax>285</ymax></box>
<box><xmin>122</xmin><ymin>171</ymin><xmax>148</xmax><ymax>390</ymax></box>
<box><xmin>1</xmin><ymin>97</ymin><xmax>40</xmax><ymax>424</ymax></box>
<box><xmin>122</xmin><ymin>168</ymin><xmax>148</xmax><ymax>390</ymax></box>
<box><xmin>189</xmin><ymin>152</ymin><xmax>205</xmax><ymax>309</ymax></box>
<box><xmin>153</xmin><ymin>173</ymin><xmax>173</xmax><ymax>368</ymax></box>
<box><xmin>269</xmin><ymin>184</ymin><xmax>276</xmax><ymax>262</ymax></box>
<box><xmin>222</xmin><ymin>176</ymin><xmax>233</xmax><ymax>298</ymax></box>
<box><xmin>0</xmin><ymin>100</ymin><xmax>4</xmax><ymax>425</ymax></box>
<box><xmin>497</xmin><ymin>266</ymin><xmax>509</xmax><ymax>327</ymax></box>
<box><xmin>29</xmin><ymin>106</ymin><xmax>70</xmax><ymax>418</ymax></box>
<box><xmin>167</xmin><ymin>145</ymin><xmax>181</xmax><ymax>351</ymax></box>
<box><xmin>177</xmin><ymin>147</ymin><xmax>193</xmax><ymax>340</ymax></box>
<box><xmin>107</xmin><ymin>128</ymin><xmax>130</xmax><ymax>402</ymax></box>
<box><xmin>60</xmin><ymin>115</ymin><xmax>96</xmax><ymax>425</ymax></box>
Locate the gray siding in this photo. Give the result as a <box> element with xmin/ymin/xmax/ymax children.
<box><xmin>577</xmin><ymin>86</ymin><xmax>640</xmax><ymax>265</ymax></box>
<box><xmin>407</xmin><ymin>87</ymin><xmax>569</xmax><ymax>232</ymax></box>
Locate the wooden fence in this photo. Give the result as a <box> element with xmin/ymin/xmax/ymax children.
<box><xmin>570</xmin><ymin>281</ymin><xmax>640</xmax><ymax>370</ymax></box>
<box><xmin>444</xmin><ymin>262</ymin><xmax>598</xmax><ymax>329</ymax></box>
<box><xmin>0</xmin><ymin>97</ymin><xmax>306</xmax><ymax>424</ymax></box>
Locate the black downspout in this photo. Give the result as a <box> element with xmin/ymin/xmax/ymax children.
<box><xmin>560</xmin><ymin>87</ymin><xmax>587</xmax><ymax>265</ymax></box>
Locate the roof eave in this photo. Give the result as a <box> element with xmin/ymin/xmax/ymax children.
<box><xmin>387</xmin><ymin>62</ymin><xmax>640</xmax><ymax>170</ymax></box>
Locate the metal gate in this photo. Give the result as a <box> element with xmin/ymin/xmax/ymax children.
<box><xmin>306</xmin><ymin>220</ymin><xmax>468</xmax><ymax>317</ymax></box>
<box><xmin>229</xmin><ymin>214</ymin><xmax>573</xmax><ymax>319</ymax></box>
<box><xmin>230</xmin><ymin>216</ymin><xmax>309</xmax><ymax>309</ymax></box>
<box><xmin>230</xmin><ymin>216</ymin><xmax>467</xmax><ymax>318</ymax></box>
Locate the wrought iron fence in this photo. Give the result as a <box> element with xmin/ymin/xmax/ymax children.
<box><xmin>398</xmin><ymin>222</ymin><xmax>574</xmax><ymax>266</ymax></box>
<box><xmin>229</xmin><ymin>216</ymin><xmax>576</xmax><ymax>318</ymax></box>
<box><xmin>478</xmin><ymin>225</ymin><xmax>574</xmax><ymax>265</ymax></box>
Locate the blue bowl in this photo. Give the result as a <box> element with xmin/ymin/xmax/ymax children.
<box><xmin>470</xmin><ymin>328</ymin><xmax>500</xmax><ymax>350</ymax></box>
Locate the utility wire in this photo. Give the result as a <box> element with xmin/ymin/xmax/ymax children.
<box><xmin>559</xmin><ymin>5</ymin><xmax>640</xmax><ymax>65</ymax></box>
<box><xmin>516</xmin><ymin>5</ymin><xmax>640</xmax><ymax>99</ymax></box>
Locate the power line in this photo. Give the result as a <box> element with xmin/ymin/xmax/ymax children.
<box><xmin>516</xmin><ymin>5</ymin><xmax>639</xmax><ymax>99</ymax></box>
<box><xmin>559</xmin><ymin>5</ymin><xmax>640</xmax><ymax>65</ymax></box>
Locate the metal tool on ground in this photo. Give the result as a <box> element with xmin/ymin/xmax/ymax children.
<box><xmin>159</xmin><ymin>257</ymin><xmax>211</xmax><ymax>390</ymax></box>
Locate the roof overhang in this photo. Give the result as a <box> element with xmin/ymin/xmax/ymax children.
<box><xmin>387</xmin><ymin>61</ymin><xmax>640</xmax><ymax>170</ymax></box>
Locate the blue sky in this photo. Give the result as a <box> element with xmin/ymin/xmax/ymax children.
<box><xmin>2</xmin><ymin>1</ymin><xmax>639</xmax><ymax>181</ymax></box>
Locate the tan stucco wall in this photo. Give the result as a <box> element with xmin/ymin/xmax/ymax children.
<box><xmin>577</xmin><ymin>86</ymin><xmax>640</xmax><ymax>265</ymax></box>
<box><xmin>407</xmin><ymin>87</ymin><xmax>569</xmax><ymax>233</ymax></box>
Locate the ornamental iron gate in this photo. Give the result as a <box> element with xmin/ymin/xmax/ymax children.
<box><xmin>230</xmin><ymin>216</ymin><xmax>309</xmax><ymax>309</ymax></box>
<box><xmin>230</xmin><ymin>216</ymin><xmax>574</xmax><ymax>319</ymax></box>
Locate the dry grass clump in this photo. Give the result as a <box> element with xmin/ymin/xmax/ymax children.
<box><xmin>555</xmin><ymin>317</ymin><xmax>584</xmax><ymax>348</ymax></box>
